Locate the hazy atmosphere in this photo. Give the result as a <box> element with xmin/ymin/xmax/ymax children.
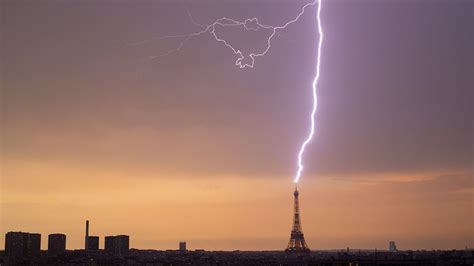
<box><xmin>1</xmin><ymin>0</ymin><xmax>472</xmax><ymax>251</ymax></box>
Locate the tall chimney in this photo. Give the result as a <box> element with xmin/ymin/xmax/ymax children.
<box><xmin>85</xmin><ymin>220</ymin><xmax>89</xmax><ymax>250</ymax></box>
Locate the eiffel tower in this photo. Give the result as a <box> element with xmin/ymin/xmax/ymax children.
<box><xmin>285</xmin><ymin>184</ymin><xmax>310</xmax><ymax>254</ymax></box>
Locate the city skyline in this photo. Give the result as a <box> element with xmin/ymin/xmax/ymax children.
<box><xmin>1</xmin><ymin>0</ymin><xmax>473</xmax><ymax>252</ymax></box>
<box><xmin>5</xmin><ymin>228</ymin><xmax>471</xmax><ymax>265</ymax></box>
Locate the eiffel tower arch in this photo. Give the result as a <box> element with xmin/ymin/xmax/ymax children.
<box><xmin>286</xmin><ymin>185</ymin><xmax>310</xmax><ymax>254</ymax></box>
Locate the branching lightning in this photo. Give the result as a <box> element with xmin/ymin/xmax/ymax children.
<box><xmin>138</xmin><ymin>0</ymin><xmax>324</xmax><ymax>183</ymax></box>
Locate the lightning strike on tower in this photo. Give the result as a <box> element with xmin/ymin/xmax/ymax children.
<box><xmin>138</xmin><ymin>0</ymin><xmax>324</xmax><ymax>184</ymax></box>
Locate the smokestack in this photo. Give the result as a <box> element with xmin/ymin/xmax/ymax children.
<box><xmin>85</xmin><ymin>220</ymin><xmax>89</xmax><ymax>250</ymax></box>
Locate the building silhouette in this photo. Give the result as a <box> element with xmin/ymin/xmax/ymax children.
<box><xmin>389</xmin><ymin>241</ymin><xmax>398</xmax><ymax>252</ymax></box>
<box><xmin>104</xmin><ymin>236</ymin><xmax>115</xmax><ymax>254</ymax></box>
<box><xmin>27</xmin><ymin>233</ymin><xmax>41</xmax><ymax>257</ymax></box>
<box><xmin>48</xmin><ymin>233</ymin><xmax>66</xmax><ymax>256</ymax></box>
<box><xmin>285</xmin><ymin>185</ymin><xmax>310</xmax><ymax>254</ymax></box>
<box><xmin>179</xmin><ymin>241</ymin><xmax>187</xmax><ymax>252</ymax></box>
<box><xmin>5</xmin><ymin>232</ymin><xmax>41</xmax><ymax>258</ymax></box>
<box><xmin>5</xmin><ymin>232</ymin><xmax>28</xmax><ymax>258</ymax></box>
<box><xmin>84</xmin><ymin>220</ymin><xmax>100</xmax><ymax>251</ymax></box>
<box><xmin>105</xmin><ymin>235</ymin><xmax>130</xmax><ymax>256</ymax></box>
<box><xmin>85</xmin><ymin>220</ymin><xmax>89</xmax><ymax>250</ymax></box>
<box><xmin>88</xmin><ymin>236</ymin><xmax>100</xmax><ymax>251</ymax></box>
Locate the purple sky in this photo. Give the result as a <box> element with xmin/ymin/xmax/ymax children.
<box><xmin>3</xmin><ymin>0</ymin><xmax>471</xmax><ymax>177</ymax></box>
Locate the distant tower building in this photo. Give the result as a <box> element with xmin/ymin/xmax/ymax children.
<box><xmin>105</xmin><ymin>236</ymin><xmax>116</xmax><ymax>255</ymax></box>
<box><xmin>179</xmin><ymin>241</ymin><xmax>187</xmax><ymax>252</ymax></box>
<box><xmin>105</xmin><ymin>235</ymin><xmax>130</xmax><ymax>256</ymax></box>
<box><xmin>286</xmin><ymin>185</ymin><xmax>310</xmax><ymax>254</ymax></box>
<box><xmin>85</xmin><ymin>220</ymin><xmax>89</xmax><ymax>250</ymax></box>
<box><xmin>27</xmin><ymin>233</ymin><xmax>41</xmax><ymax>257</ymax></box>
<box><xmin>389</xmin><ymin>241</ymin><xmax>397</xmax><ymax>252</ymax></box>
<box><xmin>84</xmin><ymin>220</ymin><xmax>100</xmax><ymax>251</ymax></box>
<box><xmin>87</xmin><ymin>236</ymin><xmax>99</xmax><ymax>251</ymax></box>
<box><xmin>5</xmin><ymin>232</ymin><xmax>41</xmax><ymax>258</ymax></box>
<box><xmin>48</xmin><ymin>234</ymin><xmax>66</xmax><ymax>256</ymax></box>
<box><xmin>5</xmin><ymin>232</ymin><xmax>28</xmax><ymax>258</ymax></box>
<box><xmin>116</xmin><ymin>235</ymin><xmax>130</xmax><ymax>256</ymax></box>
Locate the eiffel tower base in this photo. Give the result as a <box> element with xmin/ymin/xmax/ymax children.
<box><xmin>286</xmin><ymin>230</ymin><xmax>310</xmax><ymax>255</ymax></box>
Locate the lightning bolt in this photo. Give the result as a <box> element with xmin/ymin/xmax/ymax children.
<box><xmin>294</xmin><ymin>0</ymin><xmax>323</xmax><ymax>183</ymax></box>
<box><xmin>137</xmin><ymin>0</ymin><xmax>324</xmax><ymax>183</ymax></box>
